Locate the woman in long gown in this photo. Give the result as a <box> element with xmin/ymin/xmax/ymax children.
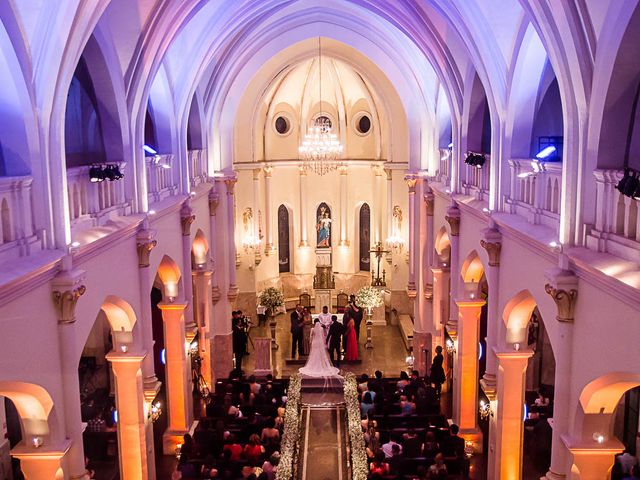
<box><xmin>299</xmin><ymin>321</ymin><xmax>340</xmax><ymax>377</ymax></box>
<box><xmin>345</xmin><ymin>317</ymin><xmax>359</xmax><ymax>361</ymax></box>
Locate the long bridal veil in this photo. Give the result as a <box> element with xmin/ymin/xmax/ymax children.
<box><xmin>299</xmin><ymin>322</ymin><xmax>341</xmax><ymax>377</ymax></box>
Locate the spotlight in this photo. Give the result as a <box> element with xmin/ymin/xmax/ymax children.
<box><xmin>616</xmin><ymin>168</ymin><xmax>640</xmax><ymax>199</ymax></box>
<box><xmin>143</xmin><ymin>144</ymin><xmax>157</xmax><ymax>155</ymax></box>
<box><xmin>447</xmin><ymin>142</ymin><xmax>453</xmax><ymax>149</ymax></box>
<box><xmin>89</xmin><ymin>166</ymin><xmax>105</xmax><ymax>183</ymax></box>
<box><xmin>535</xmin><ymin>146</ymin><xmax>557</xmax><ymax>159</ymax></box>
<box><xmin>103</xmin><ymin>164</ymin><xmax>124</xmax><ymax>181</ymax></box>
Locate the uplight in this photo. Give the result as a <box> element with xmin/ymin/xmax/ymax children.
<box><xmin>143</xmin><ymin>144</ymin><xmax>157</xmax><ymax>155</ymax></box>
<box><xmin>71</xmin><ymin>241</ymin><xmax>80</xmax><ymax>248</ymax></box>
<box><xmin>536</xmin><ymin>146</ymin><xmax>556</xmax><ymax>159</ymax></box>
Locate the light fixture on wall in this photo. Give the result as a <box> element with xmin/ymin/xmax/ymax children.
<box><xmin>592</xmin><ymin>432</ymin><xmax>606</xmax><ymax>444</ymax></box>
<box><xmin>148</xmin><ymin>401</ymin><xmax>162</xmax><ymax>422</ymax></box>
<box><xmin>385</xmin><ymin>233</ymin><xmax>404</xmax><ymax>254</ymax></box>
<box><xmin>298</xmin><ymin>37</ymin><xmax>343</xmax><ymax>175</ymax></box>
<box><xmin>479</xmin><ymin>399</ymin><xmax>492</xmax><ymax>419</ymax></box>
<box><xmin>445</xmin><ymin>337</ymin><xmax>456</xmax><ymax>354</ymax></box>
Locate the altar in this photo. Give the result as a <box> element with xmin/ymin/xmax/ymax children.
<box><xmin>311</xmin><ymin>313</ymin><xmax>344</xmax><ymax>323</ymax></box>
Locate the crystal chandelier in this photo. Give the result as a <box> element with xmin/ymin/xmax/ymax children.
<box><xmin>299</xmin><ymin>38</ymin><xmax>343</xmax><ymax>175</ymax></box>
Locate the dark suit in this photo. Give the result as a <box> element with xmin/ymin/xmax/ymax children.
<box><xmin>290</xmin><ymin>310</ymin><xmax>304</xmax><ymax>358</ymax></box>
<box><xmin>327</xmin><ymin>321</ymin><xmax>345</xmax><ymax>366</ymax></box>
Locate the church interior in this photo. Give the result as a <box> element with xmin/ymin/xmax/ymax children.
<box><xmin>0</xmin><ymin>1</ymin><xmax>639</xmax><ymax>479</ymax></box>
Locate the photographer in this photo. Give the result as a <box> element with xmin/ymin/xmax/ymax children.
<box><xmin>231</xmin><ymin>311</ymin><xmax>247</xmax><ymax>371</ymax></box>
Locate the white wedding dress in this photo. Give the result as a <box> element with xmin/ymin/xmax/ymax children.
<box><xmin>298</xmin><ymin>323</ymin><xmax>341</xmax><ymax>377</ymax></box>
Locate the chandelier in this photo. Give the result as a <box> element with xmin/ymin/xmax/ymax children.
<box><xmin>299</xmin><ymin>38</ymin><xmax>343</xmax><ymax>175</ymax></box>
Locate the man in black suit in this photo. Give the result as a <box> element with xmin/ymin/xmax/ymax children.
<box><xmin>348</xmin><ymin>295</ymin><xmax>364</xmax><ymax>341</ymax></box>
<box><xmin>290</xmin><ymin>304</ymin><xmax>305</xmax><ymax>359</ymax></box>
<box><xmin>326</xmin><ymin>315</ymin><xmax>345</xmax><ymax>367</ymax></box>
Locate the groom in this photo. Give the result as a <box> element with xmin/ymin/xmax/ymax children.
<box><xmin>326</xmin><ymin>315</ymin><xmax>345</xmax><ymax>367</ymax></box>
<box><xmin>290</xmin><ymin>304</ymin><xmax>305</xmax><ymax>359</ymax></box>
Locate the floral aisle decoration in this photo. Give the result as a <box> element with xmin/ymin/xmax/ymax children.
<box><xmin>344</xmin><ymin>373</ymin><xmax>368</xmax><ymax>480</ymax></box>
<box><xmin>259</xmin><ymin>287</ymin><xmax>285</xmax><ymax>349</ymax></box>
<box><xmin>355</xmin><ymin>286</ymin><xmax>384</xmax><ymax>348</ymax></box>
<box><xmin>275</xmin><ymin>374</ymin><xmax>302</xmax><ymax>480</ymax></box>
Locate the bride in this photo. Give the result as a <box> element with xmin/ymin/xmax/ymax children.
<box><xmin>298</xmin><ymin>320</ymin><xmax>341</xmax><ymax>377</ymax></box>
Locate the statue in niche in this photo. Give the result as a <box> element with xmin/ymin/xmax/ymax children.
<box><xmin>393</xmin><ymin>205</ymin><xmax>403</xmax><ymax>234</ymax></box>
<box><xmin>316</xmin><ymin>203</ymin><xmax>332</xmax><ymax>248</ymax></box>
<box><xmin>242</xmin><ymin>207</ymin><xmax>253</xmax><ymax>235</ymax></box>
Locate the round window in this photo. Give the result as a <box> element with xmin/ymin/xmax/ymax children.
<box><xmin>357</xmin><ymin>115</ymin><xmax>371</xmax><ymax>134</ymax></box>
<box><xmin>274</xmin><ymin>116</ymin><xmax>290</xmax><ymax>135</ymax></box>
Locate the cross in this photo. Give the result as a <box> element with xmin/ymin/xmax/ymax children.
<box><xmin>369</xmin><ymin>241</ymin><xmax>390</xmax><ymax>286</ymax></box>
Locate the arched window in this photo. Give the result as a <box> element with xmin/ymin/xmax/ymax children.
<box><xmin>359</xmin><ymin>203</ymin><xmax>370</xmax><ymax>271</ymax></box>
<box><xmin>1</xmin><ymin>198</ymin><xmax>11</xmax><ymax>243</ymax></box>
<box><xmin>278</xmin><ymin>205</ymin><xmax>290</xmax><ymax>273</ymax></box>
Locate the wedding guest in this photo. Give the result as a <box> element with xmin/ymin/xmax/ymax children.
<box><xmin>260</xmin><ymin>417</ymin><xmax>281</xmax><ymax>452</ymax></box>
<box><xmin>369</xmin><ymin>451</ymin><xmax>390</xmax><ymax>476</ymax></box>
<box><xmin>430</xmin><ymin>346</ymin><xmax>446</xmax><ymax>398</ymax></box>
<box><xmin>302</xmin><ymin>307</ymin><xmax>312</xmax><ymax>355</ymax></box>
<box><xmin>382</xmin><ymin>433</ymin><xmax>403</xmax><ymax>458</ymax></box>
<box><xmin>261</xmin><ymin>452</ymin><xmax>280</xmax><ymax>480</ymax></box>
<box><xmin>397</xmin><ymin>371</ymin><xmax>410</xmax><ymax>391</ymax></box>
<box><xmin>427</xmin><ymin>453</ymin><xmax>448</xmax><ymax>478</ymax></box>
<box><xmin>345</xmin><ymin>314</ymin><xmax>359</xmax><ymax>361</ymax></box>
<box><xmin>402</xmin><ymin>429</ymin><xmax>423</xmax><ymax>458</ymax></box>
<box><xmin>348</xmin><ymin>295</ymin><xmax>364</xmax><ymax>341</ymax></box>
<box><xmin>289</xmin><ymin>304</ymin><xmax>305</xmax><ymax>359</ymax></box>
<box><xmin>423</xmin><ymin>431</ymin><xmax>440</xmax><ymax>458</ymax></box>
<box><xmin>232</xmin><ymin>312</ymin><xmax>247</xmax><ymax>370</ymax></box>
<box><xmin>400</xmin><ymin>394</ymin><xmax>417</xmax><ymax>416</ymax></box>
<box><xmin>243</xmin><ymin>434</ymin><xmax>265</xmax><ymax>465</ymax></box>
<box><xmin>360</xmin><ymin>391</ymin><xmax>375</xmax><ymax>418</ymax></box>
<box><xmin>223</xmin><ymin>435</ymin><xmax>243</xmax><ymax>461</ymax></box>
<box><xmin>364</xmin><ymin>423</ymin><xmax>381</xmax><ymax>459</ymax></box>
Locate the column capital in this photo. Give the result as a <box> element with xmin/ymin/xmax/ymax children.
<box><xmin>208</xmin><ymin>192</ymin><xmax>220</xmax><ymax>216</ymax></box>
<box><xmin>493</xmin><ymin>346</ymin><xmax>534</xmax><ymax>361</ymax></box>
<box><xmin>253</xmin><ymin>168</ymin><xmax>262</xmax><ymax>180</ymax></box>
<box><xmin>297</xmin><ymin>164</ymin><xmax>306</xmax><ymax>176</ymax></box>
<box><xmin>180</xmin><ymin>204</ymin><xmax>195</xmax><ymax>236</ymax></box>
<box><xmin>372</xmin><ymin>164</ymin><xmax>384</xmax><ymax>176</ymax></box>
<box><xmin>480</xmin><ymin>239</ymin><xmax>501</xmax><ymax>267</ymax></box>
<box><xmin>223</xmin><ymin>176</ymin><xmax>237</xmax><ymax>194</ymax></box>
<box><xmin>339</xmin><ymin>164</ymin><xmax>348</xmax><ymax>175</ymax></box>
<box><xmin>404</xmin><ymin>174</ymin><xmax>419</xmax><ymax>192</ymax></box>
<box><xmin>136</xmin><ymin>229</ymin><xmax>157</xmax><ymax>267</ymax></box>
<box><xmin>264</xmin><ymin>165</ymin><xmax>274</xmax><ymax>177</ymax></box>
<box><xmin>51</xmin><ymin>268</ymin><xmax>86</xmax><ymax>324</ymax></box>
<box><xmin>106</xmin><ymin>349</ymin><xmax>147</xmax><ymax>366</ymax></box>
<box><xmin>211</xmin><ymin>285</ymin><xmax>221</xmax><ymax>304</ymax></box>
<box><xmin>455</xmin><ymin>298</ymin><xmax>487</xmax><ymax>309</ymax></box>
<box><xmin>445</xmin><ymin>202</ymin><xmax>461</xmax><ymax>236</ymax></box>
<box><xmin>423</xmin><ymin>189</ymin><xmax>435</xmax><ymax>216</ymax></box>
<box><xmin>544</xmin><ymin>267</ymin><xmax>578</xmax><ymax>323</ymax></box>
<box><xmin>157</xmin><ymin>301</ymin><xmax>188</xmax><ymax>314</ymax></box>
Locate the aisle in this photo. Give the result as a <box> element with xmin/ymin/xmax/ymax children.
<box><xmin>299</xmin><ymin>405</ymin><xmax>348</xmax><ymax>480</ymax></box>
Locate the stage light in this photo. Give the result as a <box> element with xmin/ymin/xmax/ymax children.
<box><xmin>103</xmin><ymin>164</ymin><xmax>124</xmax><ymax>181</ymax></box>
<box><xmin>464</xmin><ymin>152</ymin><xmax>486</xmax><ymax>169</ymax></box>
<box><xmin>448</xmin><ymin>142</ymin><xmax>453</xmax><ymax>149</ymax></box>
<box><xmin>160</xmin><ymin>348</ymin><xmax>166</xmax><ymax>365</ymax></box>
<box><xmin>143</xmin><ymin>144</ymin><xmax>157</xmax><ymax>155</ymax></box>
<box><xmin>89</xmin><ymin>166</ymin><xmax>105</xmax><ymax>183</ymax></box>
<box><xmin>535</xmin><ymin>146</ymin><xmax>557</xmax><ymax>159</ymax></box>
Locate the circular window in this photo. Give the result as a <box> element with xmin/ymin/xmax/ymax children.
<box><xmin>274</xmin><ymin>116</ymin><xmax>290</xmax><ymax>135</ymax></box>
<box><xmin>358</xmin><ymin>115</ymin><xmax>371</xmax><ymax>134</ymax></box>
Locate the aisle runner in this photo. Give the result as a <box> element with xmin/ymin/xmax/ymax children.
<box><xmin>299</xmin><ymin>405</ymin><xmax>347</xmax><ymax>480</ymax></box>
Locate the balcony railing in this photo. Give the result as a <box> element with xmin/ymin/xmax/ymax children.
<box><xmin>506</xmin><ymin>159</ymin><xmax>562</xmax><ymax>229</ymax></box>
<box><xmin>188</xmin><ymin>149</ymin><xmax>207</xmax><ymax>187</ymax></box>
<box><xmin>0</xmin><ymin>176</ymin><xmax>41</xmax><ymax>262</ymax></box>
<box><xmin>67</xmin><ymin>163</ymin><xmax>131</xmax><ymax>234</ymax></box>
<box><xmin>146</xmin><ymin>154</ymin><xmax>179</xmax><ymax>204</ymax></box>
<box><xmin>437</xmin><ymin>148</ymin><xmax>451</xmax><ymax>184</ymax></box>
<box><xmin>462</xmin><ymin>155</ymin><xmax>491</xmax><ymax>201</ymax></box>
<box><xmin>586</xmin><ymin>169</ymin><xmax>640</xmax><ymax>262</ymax></box>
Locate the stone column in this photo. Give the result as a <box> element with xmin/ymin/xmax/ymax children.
<box><xmin>252</xmin><ymin>169</ymin><xmax>263</xmax><ymax>261</ymax></box>
<box><xmin>180</xmin><ymin>203</ymin><xmax>196</xmax><ymax>331</ymax></box>
<box><xmin>453</xmin><ymin>298</ymin><xmax>486</xmax><ymax>448</ymax></box>
<box><xmin>493</xmin><ymin>348</ymin><xmax>533</xmax><ymax>480</ymax></box>
<box><xmin>386</xmin><ymin>169</ymin><xmax>392</xmax><ymax>245</ymax></box>
<box><xmin>339</xmin><ymin>165</ymin><xmax>349</xmax><ymax>246</ymax></box>
<box><xmin>405</xmin><ymin>174</ymin><xmax>418</xmax><ymax>296</ymax></box>
<box><xmin>567</xmin><ymin>443</ymin><xmax>624</xmax><ymax>480</ymax></box>
<box><xmin>224</xmin><ymin>177</ymin><xmax>239</xmax><ymax>302</ymax></box>
<box><xmin>106</xmin><ymin>350</ymin><xmax>149</xmax><ymax>479</ymax></box>
<box><xmin>209</xmin><ymin>190</ymin><xmax>221</xmax><ymax>304</ymax></box>
<box><xmin>51</xmin><ymin>264</ymin><xmax>90</xmax><ymax>479</ymax></box>
<box><xmin>544</xmin><ymin>265</ymin><xmax>579</xmax><ymax>480</ymax></box>
<box><xmin>12</xmin><ymin>443</ymin><xmax>70</xmax><ymax>480</ymax></box>
<box><xmin>374</xmin><ymin>166</ymin><xmax>384</xmax><ymax>244</ymax></box>
<box><xmin>158</xmin><ymin>301</ymin><xmax>193</xmax><ymax>454</ymax></box>
<box><xmin>263</xmin><ymin>166</ymin><xmax>274</xmax><ymax>253</ymax></box>
<box><xmin>445</xmin><ymin>202</ymin><xmax>461</xmax><ymax>334</ymax></box>
<box><xmin>298</xmin><ymin>166</ymin><xmax>309</xmax><ymax>247</ymax></box>
<box><xmin>479</xmin><ymin>224</ymin><xmax>502</xmax><ymax>394</ymax></box>
<box><xmin>192</xmin><ymin>267</ymin><xmax>213</xmax><ymax>388</ymax></box>
<box><xmin>136</xmin><ymin>227</ymin><xmax>161</xmax><ymax>396</ymax></box>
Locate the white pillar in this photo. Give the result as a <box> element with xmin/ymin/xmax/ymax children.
<box><xmin>253</xmin><ymin>169</ymin><xmax>263</xmax><ymax>257</ymax></box>
<box><xmin>339</xmin><ymin>165</ymin><xmax>348</xmax><ymax>246</ymax></box>
<box><xmin>180</xmin><ymin>203</ymin><xmax>196</xmax><ymax>334</ymax></box>
<box><xmin>299</xmin><ymin>166</ymin><xmax>309</xmax><ymax>247</ymax></box>
<box><xmin>374</xmin><ymin>166</ymin><xmax>384</xmax><ymax>244</ymax></box>
<box><xmin>405</xmin><ymin>174</ymin><xmax>418</xmax><ymax>295</ymax></box>
<box><xmin>224</xmin><ymin>176</ymin><xmax>238</xmax><ymax>302</ymax></box>
<box><xmin>263</xmin><ymin>167</ymin><xmax>274</xmax><ymax>253</ymax></box>
<box><xmin>445</xmin><ymin>202</ymin><xmax>461</xmax><ymax>330</ymax></box>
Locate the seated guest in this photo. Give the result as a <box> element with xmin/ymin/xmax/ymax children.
<box><xmin>364</xmin><ymin>423</ymin><xmax>381</xmax><ymax>459</ymax></box>
<box><xmin>382</xmin><ymin>433</ymin><xmax>403</xmax><ymax>458</ymax></box>
<box><xmin>427</xmin><ymin>453</ymin><xmax>448</xmax><ymax>478</ymax></box>
<box><xmin>402</xmin><ymin>429</ymin><xmax>423</xmax><ymax>458</ymax></box>
<box><xmin>369</xmin><ymin>451</ymin><xmax>390</xmax><ymax>476</ymax></box>
<box><xmin>400</xmin><ymin>394</ymin><xmax>417</xmax><ymax>416</ymax></box>
<box><xmin>422</xmin><ymin>431</ymin><xmax>440</xmax><ymax>458</ymax></box>
<box><xmin>387</xmin><ymin>443</ymin><xmax>404</xmax><ymax>475</ymax></box>
<box><xmin>223</xmin><ymin>434</ymin><xmax>243</xmax><ymax>461</ymax></box>
<box><xmin>243</xmin><ymin>434</ymin><xmax>265</xmax><ymax>465</ymax></box>
<box><xmin>261</xmin><ymin>452</ymin><xmax>280</xmax><ymax>480</ymax></box>
<box><xmin>359</xmin><ymin>374</ymin><xmax>370</xmax><ymax>392</ymax></box>
<box><xmin>248</xmin><ymin>375</ymin><xmax>261</xmax><ymax>396</ymax></box>
<box><xmin>397</xmin><ymin>371</ymin><xmax>410</xmax><ymax>391</ymax></box>
<box><xmin>534</xmin><ymin>389</ymin><xmax>550</xmax><ymax>408</ymax></box>
<box><xmin>261</xmin><ymin>417</ymin><xmax>281</xmax><ymax>450</ymax></box>
<box><xmin>369</xmin><ymin>370</ymin><xmax>384</xmax><ymax>394</ymax></box>
<box><xmin>441</xmin><ymin>424</ymin><xmax>467</xmax><ymax>476</ymax></box>
<box><xmin>361</xmin><ymin>391</ymin><xmax>375</xmax><ymax>418</ymax></box>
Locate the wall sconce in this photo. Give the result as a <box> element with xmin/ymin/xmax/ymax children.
<box><xmin>592</xmin><ymin>432</ymin><xmax>606</xmax><ymax>444</ymax></box>
<box><xmin>445</xmin><ymin>338</ymin><xmax>456</xmax><ymax>354</ymax></box>
<box><xmin>242</xmin><ymin>234</ymin><xmax>261</xmax><ymax>254</ymax></box>
<box><xmin>31</xmin><ymin>436</ymin><xmax>43</xmax><ymax>448</ymax></box>
<box><xmin>148</xmin><ymin>401</ymin><xmax>162</xmax><ymax>423</ymax></box>
<box><xmin>119</xmin><ymin>344</ymin><xmax>129</xmax><ymax>353</ymax></box>
<box><xmin>479</xmin><ymin>399</ymin><xmax>493</xmax><ymax>419</ymax></box>
<box><xmin>385</xmin><ymin>234</ymin><xmax>404</xmax><ymax>254</ymax></box>
<box><xmin>189</xmin><ymin>340</ymin><xmax>199</xmax><ymax>357</ymax></box>
<box><xmin>164</xmin><ymin>281</ymin><xmax>178</xmax><ymax>303</ymax></box>
<box><xmin>513</xmin><ymin>343</ymin><xmax>521</xmax><ymax>351</ymax></box>
<box><xmin>464</xmin><ymin>440</ymin><xmax>475</xmax><ymax>458</ymax></box>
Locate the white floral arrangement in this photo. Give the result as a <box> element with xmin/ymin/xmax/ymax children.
<box><xmin>275</xmin><ymin>374</ymin><xmax>302</xmax><ymax>480</ymax></box>
<box><xmin>259</xmin><ymin>287</ymin><xmax>285</xmax><ymax>312</ymax></box>
<box><xmin>355</xmin><ymin>285</ymin><xmax>383</xmax><ymax>310</ymax></box>
<box><xmin>344</xmin><ymin>373</ymin><xmax>369</xmax><ymax>480</ymax></box>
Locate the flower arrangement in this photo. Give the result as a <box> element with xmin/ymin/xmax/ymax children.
<box><xmin>275</xmin><ymin>374</ymin><xmax>302</xmax><ymax>480</ymax></box>
<box><xmin>259</xmin><ymin>287</ymin><xmax>285</xmax><ymax>313</ymax></box>
<box><xmin>344</xmin><ymin>373</ymin><xmax>369</xmax><ymax>480</ymax></box>
<box><xmin>355</xmin><ymin>285</ymin><xmax>383</xmax><ymax>310</ymax></box>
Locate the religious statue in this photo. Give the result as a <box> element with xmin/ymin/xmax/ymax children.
<box><xmin>316</xmin><ymin>203</ymin><xmax>332</xmax><ymax>248</ymax></box>
<box><xmin>242</xmin><ymin>207</ymin><xmax>253</xmax><ymax>235</ymax></box>
<box><xmin>393</xmin><ymin>205</ymin><xmax>403</xmax><ymax>235</ymax></box>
